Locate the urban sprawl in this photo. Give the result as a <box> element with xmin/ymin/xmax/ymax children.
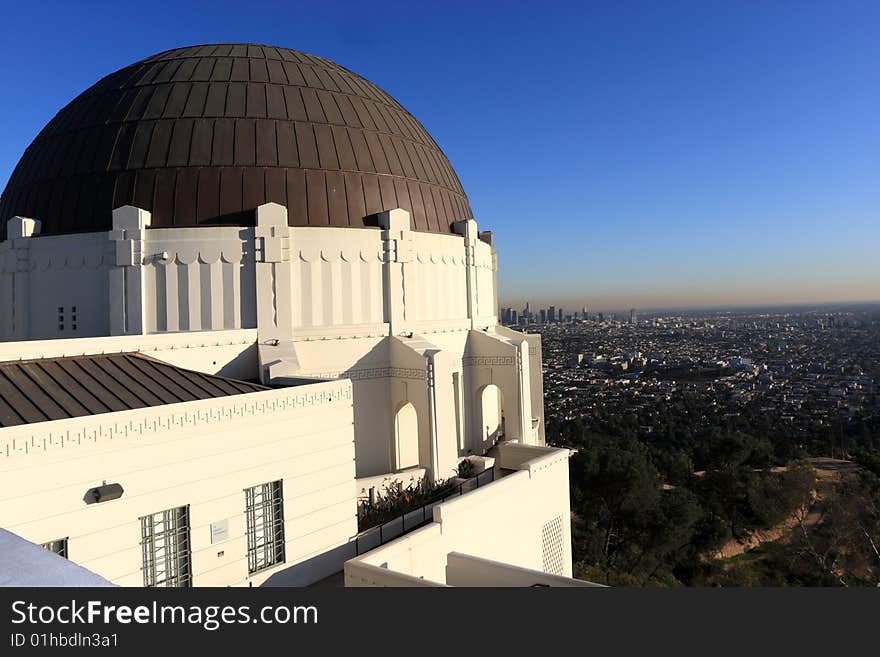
<box><xmin>501</xmin><ymin>304</ymin><xmax>879</xmax><ymax>454</ymax></box>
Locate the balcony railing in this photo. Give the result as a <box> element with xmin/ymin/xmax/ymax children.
<box><xmin>354</xmin><ymin>467</ymin><xmax>495</xmax><ymax>556</ymax></box>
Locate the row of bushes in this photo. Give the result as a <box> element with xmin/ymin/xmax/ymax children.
<box><xmin>357</xmin><ymin>477</ymin><xmax>458</xmax><ymax>532</ymax></box>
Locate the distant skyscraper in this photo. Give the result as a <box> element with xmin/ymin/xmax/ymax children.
<box><xmin>548</xmin><ymin>305</ymin><xmax>556</xmax><ymax>323</ymax></box>
<box><xmin>539</xmin><ymin>309</ymin><xmax>546</xmax><ymax>324</ymax></box>
<box><xmin>630</xmin><ymin>308</ymin><xmax>637</xmax><ymax>325</ymax></box>
<box><xmin>558</xmin><ymin>307</ymin><xmax>564</xmax><ymax>323</ymax></box>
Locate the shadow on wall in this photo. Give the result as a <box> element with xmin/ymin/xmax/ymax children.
<box><xmin>476</xmin><ymin>383</ymin><xmax>503</xmax><ymax>454</ymax></box>
<box><xmin>346</xmin><ymin>341</ymin><xmax>394</xmax><ymax>476</ymax></box>
<box><xmin>259</xmin><ymin>542</ymin><xmax>357</xmax><ymax>587</ymax></box>
<box><xmin>215</xmin><ymin>342</ymin><xmax>260</xmax><ymax>380</ymax></box>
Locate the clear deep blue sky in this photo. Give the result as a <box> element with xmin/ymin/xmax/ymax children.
<box><xmin>1</xmin><ymin>1</ymin><xmax>877</xmax><ymax>310</ymax></box>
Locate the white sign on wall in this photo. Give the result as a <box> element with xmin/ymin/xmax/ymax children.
<box><xmin>210</xmin><ymin>519</ymin><xmax>229</xmax><ymax>544</ymax></box>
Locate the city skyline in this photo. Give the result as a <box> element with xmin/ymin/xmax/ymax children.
<box><xmin>500</xmin><ymin>299</ymin><xmax>880</xmax><ymax>324</ymax></box>
<box><xmin>498</xmin><ymin>292</ymin><xmax>880</xmax><ymax>315</ymax></box>
<box><xmin>1</xmin><ymin>1</ymin><xmax>877</xmax><ymax>309</ymax></box>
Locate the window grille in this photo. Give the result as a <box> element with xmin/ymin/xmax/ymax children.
<box><xmin>140</xmin><ymin>506</ymin><xmax>192</xmax><ymax>587</ymax></box>
<box><xmin>244</xmin><ymin>480</ymin><xmax>285</xmax><ymax>574</ymax></box>
<box><xmin>41</xmin><ymin>538</ymin><xmax>68</xmax><ymax>559</ymax></box>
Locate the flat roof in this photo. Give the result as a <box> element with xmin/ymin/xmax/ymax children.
<box><xmin>0</xmin><ymin>352</ymin><xmax>268</xmax><ymax>428</ymax></box>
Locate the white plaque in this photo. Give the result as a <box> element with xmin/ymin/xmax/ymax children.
<box><xmin>210</xmin><ymin>519</ymin><xmax>229</xmax><ymax>544</ymax></box>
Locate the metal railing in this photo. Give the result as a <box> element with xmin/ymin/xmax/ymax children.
<box><xmin>354</xmin><ymin>467</ymin><xmax>495</xmax><ymax>556</ymax></box>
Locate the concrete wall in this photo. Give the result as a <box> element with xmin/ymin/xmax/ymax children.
<box><xmin>343</xmin><ymin>560</ymin><xmax>446</xmax><ymax>587</ymax></box>
<box><xmin>291</xmin><ymin>227</ymin><xmax>385</xmax><ymax>328</ymax></box>
<box><xmin>356</xmin><ymin>467</ymin><xmax>427</xmax><ymax>502</ymax></box>
<box><xmin>142</xmin><ymin>227</ymin><xmax>257</xmax><ymax>333</ymax></box>
<box><xmin>269</xmin><ymin>326</ymin><xmax>540</xmax><ymax>482</ymax></box>
<box><xmin>0</xmin><ymin>379</ymin><xmax>358</xmax><ymax>587</ymax></box>
<box><xmin>408</xmin><ymin>231</ymin><xmax>468</xmax><ymax>324</ymax></box>
<box><xmin>0</xmin><ymin>206</ymin><xmax>555</xmax><ymax>576</ymax></box>
<box><xmin>445</xmin><ymin>553</ymin><xmax>603</xmax><ymax>587</ymax></box>
<box><xmin>1</xmin><ymin>205</ymin><xmax>494</xmax><ymax>343</ymax></box>
<box><xmin>473</xmin><ymin>238</ymin><xmax>497</xmax><ymax>324</ymax></box>
<box><xmin>0</xmin><ymin>231</ymin><xmax>113</xmax><ymax>341</ymax></box>
<box><xmin>0</xmin><ymin>329</ymin><xmax>260</xmax><ymax>381</ymax></box>
<box><xmin>344</xmin><ymin>443</ymin><xmax>574</xmax><ymax>586</ymax></box>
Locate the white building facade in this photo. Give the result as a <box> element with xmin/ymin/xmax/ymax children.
<box><xmin>0</xmin><ymin>43</ymin><xmax>583</xmax><ymax>587</ymax></box>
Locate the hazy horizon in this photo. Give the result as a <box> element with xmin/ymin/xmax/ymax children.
<box><xmin>497</xmin><ymin>292</ymin><xmax>880</xmax><ymax>315</ymax></box>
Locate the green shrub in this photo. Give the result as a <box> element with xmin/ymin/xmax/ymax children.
<box><xmin>358</xmin><ymin>477</ymin><xmax>456</xmax><ymax>532</ymax></box>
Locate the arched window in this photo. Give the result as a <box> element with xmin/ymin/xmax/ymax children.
<box><xmin>478</xmin><ymin>384</ymin><xmax>503</xmax><ymax>450</ymax></box>
<box><xmin>393</xmin><ymin>402</ymin><xmax>419</xmax><ymax>470</ymax></box>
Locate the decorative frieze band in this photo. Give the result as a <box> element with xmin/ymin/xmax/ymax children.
<box><xmin>462</xmin><ymin>356</ymin><xmax>515</xmax><ymax>367</ymax></box>
<box><xmin>297</xmin><ymin>367</ymin><xmax>427</xmax><ymax>382</ymax></box>
<box><xmin>1</xmin><ymin>381</ymin><xmax>352</xmax><ymax>460</ymax></box>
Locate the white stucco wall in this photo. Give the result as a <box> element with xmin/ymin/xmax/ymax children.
<box><xmin>1</xmin><ymin>206</ymin><xmax>553</xmax><ymax>569</ymax></box>
<box><xmin>142</xmin><ymin>227</ymin><xmax>257</xmax><ymax>333</ymax></box>
<box><xmin>1</xmin><ymin>205</ymin><xmax>498</xmax><ymax>343</ymax></box>
<box><xmin>291</xmin><ymin>227</ymin><xmax>386</xmax><ymax>328</ymax></box>
<box><xmin>0</xmin><ymin>379</ymin><xmax>357</xmax><ymax>587</ymax></box>
<box><xmin>0</xmin><ymin>231</ymin><xmax>113</xmax><ymax>340</ymax></box>
<box><xmin>445</xmin><ymin>553</ymin><xmax>601</xmax><ymax>587</ymax></box>
<box><xmin>344</xmin><ymin>443</ymin><xmax>573</xmax><ymax>586</ymax></box>
<box><xmin>0</xmin><ymin>330</ymin><xmax>260</xmax><ymax>380</ymax></box>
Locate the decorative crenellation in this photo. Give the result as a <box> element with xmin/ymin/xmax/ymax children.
<box><xmin>1</xmin><ymin>380</ymin><xmax>353</xmax><ymax>460</ymax></box>
<box><xmin>11</xmin><ymin>240</ymin><xmax>252</xmax><ymax>273</ymax></box>
<box><xmin>414</xmin><ymin>250</ymin><xmax>466</xmax><ymax>266</ymax></box>
<box><xmin>297</xmin><ymin>247</ymin><xmax>384</xmax><ymax>263</ymax></box>
<box><xmin>28</xmin><ymin>249</ymin><xmax>115</xmax><ymax>271</ymax></box>
<box><xmin>462</xmin><ymin>356</ymin><xmax>515</xmax><ymax>367</ymax></box>
<box><xmin>148</xmin><ymin>246</ymin><xmax>251</xmax><ymax>266</ymax></box>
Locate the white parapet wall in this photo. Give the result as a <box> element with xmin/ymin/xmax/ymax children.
<box><xmin>344</xmin><ymin>442</ymin><xmax>575</xmax><ymax>586</ymax></box>
<box><xmin>0</xmin><ymin>329</ymin><xmax>259</xmax><ymax>377</ymax></box>
<box><xmin>445</xmin><ymin>553</ymin><xmax>603</xmax><ymax>587</ymax></box>
<box><xmin>356</xmin><ymin>466</ymin><xmax>429</xmax><ymax>502</ymax></box>
<box><xmin>1</xmin><ymin>208</ymin><xmax>498</xmax><ymax>343</ymax></box>
<box><xmin>0</xmin><ymin>378</ymin><xmax>358</xmax><ymax>587</ymax></box>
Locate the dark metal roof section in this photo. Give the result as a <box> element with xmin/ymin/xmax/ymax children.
<box><xmin>0</xmin><ymin>352</ymin><xmax>268</xmax><ymax>427</ymax></box>
<box><xmin>0</xmin><ymin>43</ymin><xmax>472</xmax><ymax>240</ymax></box>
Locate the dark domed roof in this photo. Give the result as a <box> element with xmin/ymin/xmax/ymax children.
<box><xmin>0</xmin><ymin>44</ymin><xmax>472</xmax><ymax>240</ymax></box>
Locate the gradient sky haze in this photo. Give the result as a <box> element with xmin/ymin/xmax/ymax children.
<box><xmin>0</xmin><ymin>1</ymin><xmax>877</xmax><ymax>310</ymax></box>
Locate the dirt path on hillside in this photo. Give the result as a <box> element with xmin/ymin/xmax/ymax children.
<box><xmin>711</xmin><ymin>458</ymin><xmax>857</xmax><ymax>561</ymax></box>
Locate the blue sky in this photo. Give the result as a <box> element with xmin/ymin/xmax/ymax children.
<box><xmin>0</xmin><ymin>1</ymin><xmax>877</xmax><ymax>310</ymax></box>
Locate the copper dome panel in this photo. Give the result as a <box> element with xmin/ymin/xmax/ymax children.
<box><xmin>0</xmin><ymin>44</ymin><xmax>472</xmax><ymax>239</ymax></box>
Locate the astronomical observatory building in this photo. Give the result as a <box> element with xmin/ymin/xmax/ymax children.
<box><xmin>0</xmin><ymin>44</ymin><xmax>587</xmax><ymax>587</ymax></box>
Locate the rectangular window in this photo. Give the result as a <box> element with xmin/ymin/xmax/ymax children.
<box><xmin>41</xmin><ymin>538</ymin><xmax>68</xmax><ymax>559</ymax></box>
<box><xmin>244</xmin><ymin>480</ymin><xmax>285</xmax><ymax>574</ymax></box>
<box><xmin>140</xmin><ymin>506</ymin><xmax>192</xmax><ymax>587</ymax></box>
